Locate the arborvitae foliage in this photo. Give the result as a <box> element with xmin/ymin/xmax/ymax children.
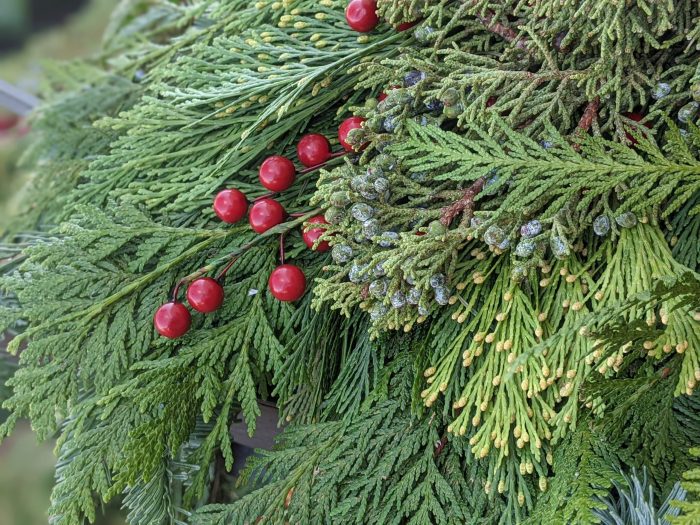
<box><xmin>0</xmin><ymin>0</ymin><xmax>699</xmax><ymax>524</ymax></box>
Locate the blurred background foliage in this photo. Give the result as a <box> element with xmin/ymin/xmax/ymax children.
<box><xmin>0</xmin><ymin>0</ymin><xmax>115</xmax><ymax>224</ymax></box>
<box><xmin>0</xmin><ymin>1</ymin><xmax>127</xmax><ymax>523</ymax></box>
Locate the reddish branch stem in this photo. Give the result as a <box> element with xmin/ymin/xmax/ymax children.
<box><xmin>279</xmin><ymin>233</ymin><xmax>286</xmax><ymax>264</ymax></box>
<box><xmin>434</xmin><ymin>435</ymin><xmax>449</xmax><ymax>458</ymax></box>
<box><xmin>476</xmin><ymin>11</ymin><xmax>529</xmax><ymax>51</ymax></box>
<box><xmin>440</xmin><ymin>177</ymin><xmax>486</xmax><ymax>226</ymax></box>
<box><xmin>577</xmin><ymin>97</ymin><xmax>600</xmax><ymax>133</ymax></box>
<box><xmin>215</xmin><ymin>255</ymin><xmax>240</xmax><ymax>282</ymax></box>
<box><xmin>572</xmin><ymin>97</ymin><xmax>600</xmax><ymax>151</ymax></box>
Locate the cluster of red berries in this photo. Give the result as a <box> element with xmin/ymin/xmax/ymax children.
<box><xmin>345</xmin><ymin>0</ymin><xmax>415</xmax><ymax>33</ymax></box>
<box><xmin>154</xmin><ymin>117</ymin><xmax>367</xmax><ymax>339</ymax></box>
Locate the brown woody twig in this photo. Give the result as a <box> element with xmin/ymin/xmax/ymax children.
<box><xmin>440</xmin><ymin>177</ymin><xmax>486</xmax><ymax>226</ymax></box>
<box><xmin>476</xmin><ymin>11</ymin><xmax>529</xmax><ymax>51</ymax></box>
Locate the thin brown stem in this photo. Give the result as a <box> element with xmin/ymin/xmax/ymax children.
<box><xmin>577</xmin><ymin>97</ymin><xmax>600</xmax><ymax>133</ymax></box>
<box><xmin>170</xmin><ymin>209</ymin><xmax>321</xmax><ymax>301</ymax></box>
<box><xmin>279</xmin><ymin>233</ymin><xmax>286</xmax><ymax>264</ymax></box>
<box><xmin>476</xmin><ymin>11</ymin><xmax>529</xmax><ymax>51</ymax></box>
<box><xmin>433</xmin><ymin>434</ymin><xmax>449</xmax><ymax>458</ymax></box>
<box><xmin>440</xmin><ymin>177</ymin><xmax>486</xmax><ymax>226</ymax></box>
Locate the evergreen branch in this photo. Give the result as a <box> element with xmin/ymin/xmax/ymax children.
<box><xmin>475</xmin><ymin>10</ymin><xmax>529</xmax><ymax>51</ymax></box>
<box><xmin>440</xmin><ymin>177</ymin><xmax>486</xmax><ymax>226</ymax></box>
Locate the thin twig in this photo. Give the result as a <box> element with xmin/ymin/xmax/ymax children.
<box><xmin>572</xmin><ymin>97</ymin><xmax>600</xmax><ymax>150</ymax></box>
<box><xmin>440</xmin><ymin>177</ymin><xmax>486</xmax><ymax>226</ymax></box>
<box><xmin>577</xmin><ymin>97</ymin><xmax>600</xmax><ymax>133</ymax></box>
<box><xmin>433</xmin><ymin>434</ymin><xmax>449</xmax><ymax>458</ymax></box>
<box><xmin>476</xmin><ymin>11</ymin><xmax>529</xmax><ymax>51</ymax></box>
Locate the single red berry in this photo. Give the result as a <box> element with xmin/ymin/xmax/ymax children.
<box><xmin>297</xmin><ymin>134</ymin><xmax>331</xmax><ymax>167</ymax></box>
<box><xmin>623</xmin><ymin>112</ymin><xmax>650</xmax><ymax>145</ymax></box>
<box><xmin>302</xmin><ymin>215</ymin><xmax>331</xmax><ymax>252</ymax></box>
<box><xmin>249</xmin><ymin>198</ymin><xmax>286</xmax><ymax>233</ymax></box>
<box><xmin>338</xmin><ymin>116</ymin><xmax>367</xmax><ymax>152</ymax></box>
<box><xmin>345</xmin><ymin>0</ymin><xmax>379</xmax><ymax>32</ymax></box>
<box><xmin>259</xmin><ymin>155</ymin><xmax>296</xmax><ymax>192</ymax></box>
<box><xmin>396</xmin><ymin>21</ymin><xmax>416</xmax><ymax>31</ymax></box>
<box><xmin>186</xmin><ymin>277</ymin><xmax>224</xmax><ymax>313</ymax></box>
<box><xmin>269</xmin><ymin>264</ymin><xmax>307</xmax><ymax>302</ymax></box>
<box><xmin>486</xmin><ymin>96</ymin><xmax>497</xmax><ymax>108</ymax></box>
<box><xmin>214</xmin><ymin>189</ymin><xmax>248</xmax><ymax>223</ymax></box>
<box><xmin>154</xmin><ymin>302</ymin><xmax>191</xmax><ymax>339</ymax></box>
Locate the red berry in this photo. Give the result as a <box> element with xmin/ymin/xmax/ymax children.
<box><xmin>486</xmin><ymin>96</ymin><xmax>497</xmax><ymax>108</ymax></box>
<box><xmin>302</xmin><ymin>215</ymin><xmax>331</xmax><ymax>252</ymax></box>
<box><xmin>186</xmin><ymin>277</ymin><xmax>224</xmax><ymax>313</ymax></box>
<box><xmin>259</xmin><ymin>155</ymin><xmax>296</xmax><ymax>192</ymax></box>
<box><xmin>249</xmin><ymin>198</ymin><xmax>286</xmax><ymax>233</ymax></box>
<box><xmin>338</xmin><ymin>116</ymin><xmax>367</xmax><ymax>152</ymax></box>
<box><xmin>269</xmin><ymin>264</ymin><xmax>307</xmax><ymax>302</ymax></box>
<box><xmin>345</xmin><ymin>0</ymin><xmax>379</xmax><ymax>32</ymax></box>
<box><xmin>297</xmin><ymin>134</ymin><xmax>331</xmax><ymax>167</ymax></box>
<box><xmin>154</xmin><ymin>302</ymin><xmax>191</xmax><ymax>339</ymax></box>
<box><xmin>214</xmin><ymin>189</ymin><xmax>248</xmax><ymax>223</ymax></box>
<box><xmin>396</xmin><ymin>21</ymin><xmax>416</xmax><ymax>31</ymax></box>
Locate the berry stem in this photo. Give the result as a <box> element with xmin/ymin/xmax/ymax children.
<box><xmin>279</xmin><ymin>233</ymin><xmax>286</xmax><ymax>264</ymax></box>
<box><xmin>171</xmin><ymin>208</ymin><xmax>322</xmax><ymax>299</ymax></box>
<box><xmin>253</xmin><ymin>191</ymin><xmax>277</xmax><ymax>202</ymax></box>
<box><xmin>215</xmin><ymin>255</ymin><xmax>240</xmax><ymax>281</ymax></box>
<box><xmin>298</xmin><ymin>151</ymin><xmax>348</xmax><ymax>176</ymax></box>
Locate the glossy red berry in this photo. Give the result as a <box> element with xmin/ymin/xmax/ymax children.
<box><xmin>186</xmin><ymin>277</ymin><xmax>224</xmax><ymax>313</ymax></box>
<box><xmin>214</xmin><ymin>189</ymin><xmax>248</xmax><ymax>223</ymax></box>
<box><xmin>302</xmin><ymin>215</ymin><xmax>331</xmax><ymax>252</ymax></box>
<box><xmin>338</xmin><ymin>116</ymin><xmax>367</xmax><ymax>152</ymax></box>
<box><xmin>269</xmin><ymin>264</ymin><xmax>307</xmax><ymax>302</ymax></box>
<box><xmin>396</xmin><ymin>21</ymin><xmax>416</xmax><ymax>31</ymax></box>
<box><xmin>259</xmin><ymin>155</ymin><xmax>296</xmax><ymax>192</ymax></box>
<box><xmin>249</xmin><ymin>198</ymin><xmax>286</xmax><ymax>233</ymax></box>
<box><xmin>297</xmin><ymin>134</ymin><xmax>331</xmax><ymax>167</ymax></box>
<box><xmin>154</xmin><ymin>302</ymin><xmax>191</xmax><ymax>339</ymax></box>
<box><xmin>345</xmin><ymin>0</ymin><xmax>379</xmax><ymax>32</ymax></box>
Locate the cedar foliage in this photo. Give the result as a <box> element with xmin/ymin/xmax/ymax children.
<box><xmin>0</xmin><ymin>0</ymin><xmax>699</xmax><ymax>524</ymax></box>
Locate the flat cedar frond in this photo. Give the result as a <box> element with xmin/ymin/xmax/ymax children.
<box><xmin>2</xmin><ymin>1</ymin><xmax>700</xmax><ymax>524</ymax></box>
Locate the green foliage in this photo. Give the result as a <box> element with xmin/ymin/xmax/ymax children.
<box><xmin>671</xmin><ymin>449</ymin><xmax>700</xmax><ymax>525</ymax></box>
<box><xmin>194</xmin><ymin>353</ymin><xmax>500</xmax><ymax>525</ymax></box>
<box><xmin>1</xmin><ymin>0</ymin><xmax>700</xmax><ymax>524</ymax></box>
<box><xmin>593</xmin><ymin>468</ymin><xmax>686</xmax><ymax>525</ymax></box>
<box><xmin>523</xmin><ymin>422</ymin><xmax>620</xmax><ymax>525</ymax></box>
<box><xmin>395</xmin><ymin>119</ymin><xmax>700</xmax><ymax>225</ymax></box>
